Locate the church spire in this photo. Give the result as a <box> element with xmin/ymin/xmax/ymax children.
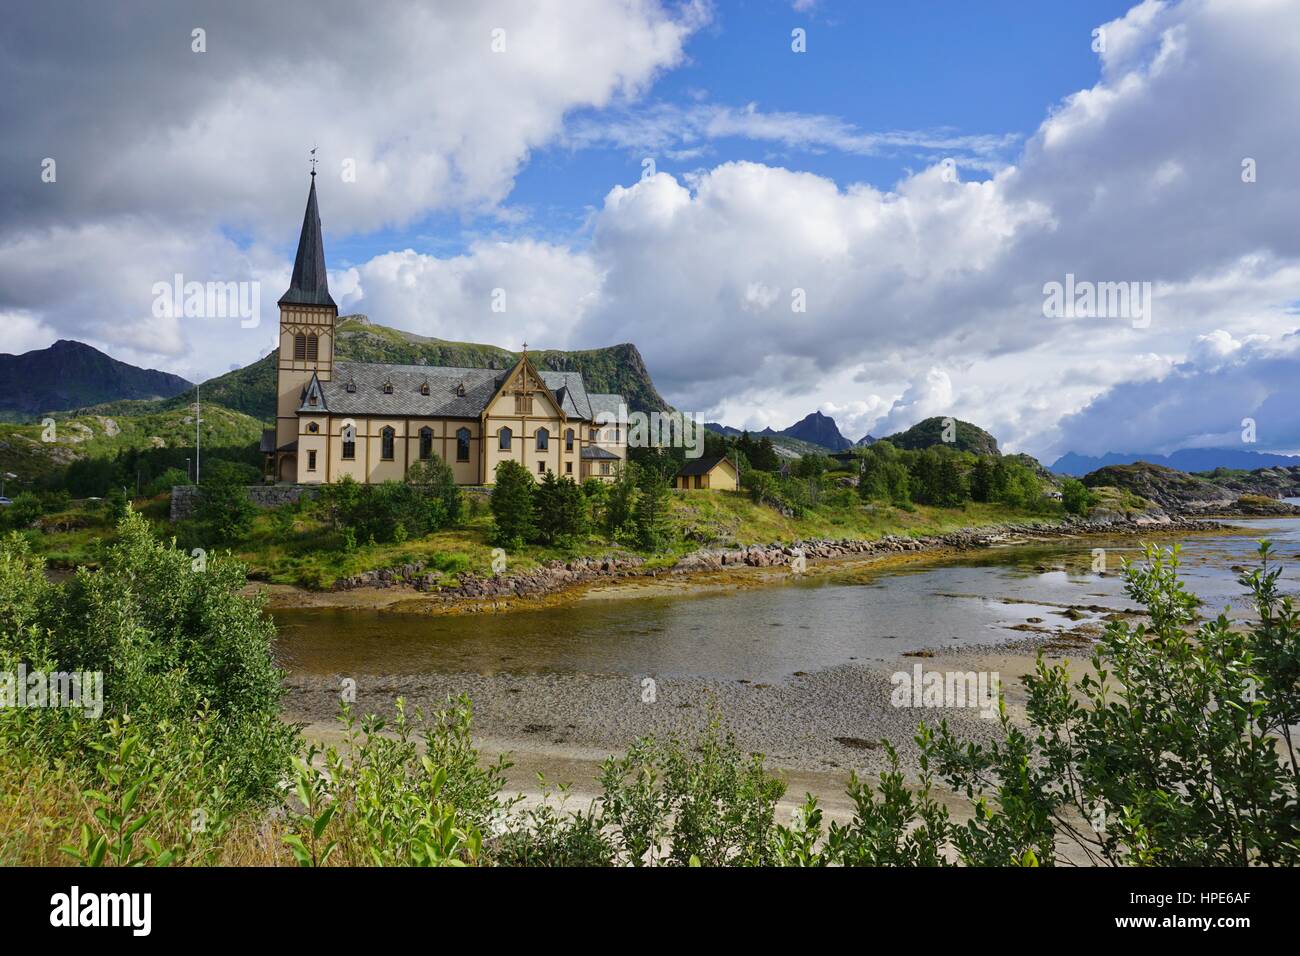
<box><xmin>278</xmin><ymin>171</ymin><xmax>336</xmax><ymax>308</ymax></box>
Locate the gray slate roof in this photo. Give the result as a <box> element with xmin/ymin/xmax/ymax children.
<box><xmin>299</xmin><ymin>360</ymin><xmax>621</xmax><ymax>422</ymax></box>
<box><xmin>580</xmin><ymin>446</ymin><xmax>621</xmax><ymax>461</ymax></box>
<box><xmin>587</xmin><ymin>393</ymin><xmax>624</xmax><ymax>421</ymax></box>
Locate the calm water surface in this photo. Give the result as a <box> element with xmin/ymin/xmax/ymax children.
<box><xmin>274</xmin><ymin>516</ymin><xmax>1300</xmax><ymax>684</ymax></box>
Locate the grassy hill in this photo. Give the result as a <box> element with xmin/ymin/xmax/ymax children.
<box><xmin>83</xmin><ymin>315</ymin><xmax>671</xmax><ymax>423</ymax></box>
<box><xmin>0</xmin><ymin>404</ymin><xmax>264</xmax><ymax>488</ymax></box>
<box><xmin>883</xmin><ymin>417</ymin><xmax>1001</xmax><ymax>457</ymax></box>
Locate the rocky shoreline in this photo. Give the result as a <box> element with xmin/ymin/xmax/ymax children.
<box><xmin>325</xmin><ymin>513</ymin><xmax>1226</xmax><ymax>608</ymax></box>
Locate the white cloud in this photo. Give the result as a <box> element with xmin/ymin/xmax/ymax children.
<box><xmin>0</xmin><ymin>0</ymin><xmax>703</xmax><ymax>371</ymax></box>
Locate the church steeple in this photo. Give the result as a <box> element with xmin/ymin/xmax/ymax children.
<box><xmin>278</xmin><ymin>174</ymin><xmax>336</xmax><ymax>308</ymax></box>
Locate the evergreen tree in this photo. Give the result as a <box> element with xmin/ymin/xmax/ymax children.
<box><xmin>633</xmin><ymin>464</ymin><xmax>672</xmax><ymax>551</ymax></box>
<box><xmin>605</xmin><ymin>462</ymin><xmax>640</xmax><ymax>540</ymax></box>
<box><xmin>554</xmin><ymin>475</ymin><xmax>590</xmax><ymax>545</ymax></box>
<box><xmin>406</xmin><ymin>457</ymin><xmax>462</xmax><ymax>527</ymax></box>
<box><xmin>533</xmin><ymin>470</ymin><xmax>563</xmax><ymax>545</ymax></box>
<box><xmin>490</xmin><ymin>459</ymin><xmax>536</xmax><ymax>549</ymax></box>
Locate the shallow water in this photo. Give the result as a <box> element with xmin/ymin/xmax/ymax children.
<box><xmin>273</xmin><ymin>516</ymin><xmax>1300</xmax><ymax>684</ymax></box>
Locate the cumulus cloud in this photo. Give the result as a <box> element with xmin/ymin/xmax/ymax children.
<box><xmin>0</xmin><ymin>0</ymin><xmax>702</xmax><ymax>375</ymax></box>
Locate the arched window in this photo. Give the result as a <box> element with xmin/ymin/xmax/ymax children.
<box><xmin>381</xmin><ymin>426</ymin><xmax>395</xmax><ymax>461</ymax></box>
<box><xmin>293</xmin><ymin>333</ymin><xmax>306</xmax><ymax>360</ymax></box>
<box><xmin>457</xmin><ymin>427</ymin><xmax>471</xmax><ymax>462</ymax></box>
<box><xmin>341</xmin><ymin>424</ymin><xmax>356</xmax><ymax>460</ymax></box>
<box><xmin>419</xmin><ymin>427</ymin><xmax>434</xmax><ymax>460</ymax></box>
<box><xmin>305</xmin><ymin>333</ymin><xmax>318</xmax><ymax>361</ymax></box>
<box><xmin>498</xmin><ymin>426</ymin><xmax>512</xmax><ymax>451</ymax></box>
<box><xmin>536</xmin><ymin>427</ymin><xmax>549</xmax><ymax>451</ymax></box>
<box><xmin>564</xmin><ymin>428</ymin><xmax>574</xmax><ymax>452</ymax></box>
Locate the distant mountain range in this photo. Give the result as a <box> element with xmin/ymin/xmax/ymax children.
<box><xmin>706</xmin><ymin>410</ymin><xmax>854</xmax><ymax>452</ymax></box>
<box><xmin>1051</xmin><ymin>448</ymin><xmax>1300</xmax><ymax>476</ymax></box>
<box><xmin>0</xmin><ymin>340</ymin><xmax>192</xmax><ymax>421</ymax></box>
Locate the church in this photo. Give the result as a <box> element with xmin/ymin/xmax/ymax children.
<box><xmin>262</xmin><ymin>174</ymin><xmax>627</xmax><ymax>486</ymax></box>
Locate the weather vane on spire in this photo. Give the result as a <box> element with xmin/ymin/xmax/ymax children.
<box><xmin>309</xmin><ymin>144</ymin><xmax>318</xmax><ymax>178</ymax></box>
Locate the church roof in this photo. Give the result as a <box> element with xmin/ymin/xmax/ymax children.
<box><xmin>587</xmin><ymin>393</ymin><xmax>624</xmax><ymax>421</ymax></box>
<box><xmin>302</xmin><ymin>359</ymin><xmax>620</xmax><ymax>422</ymax></box>
<box><xmin>279</xmin><ymin>176</ymin><xmax>336</xmax><ymax>308</ymax></box>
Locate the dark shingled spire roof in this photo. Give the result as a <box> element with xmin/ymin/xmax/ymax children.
<box><xmin>279</xmin><ymin>175</ymin><xmax>336</xmax><ymax>308</ymax></box>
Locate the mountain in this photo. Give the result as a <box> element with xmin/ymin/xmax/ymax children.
<box><xmin>855</xmin><ymin>434</ymin><xmax>876</xmax><ymax>446</ymax></box>
<box><xmin>86</xmin><ymin>315</ymin><xmax>672</xmax><ymax>422</ymax></box>
<box><xmin>781</xmin><ymin>411</ymin><xmax>852</xmax><ymax>451</ymax></box>
<box><xmin>705</xmin><ymin>410</ymin><xmax>851</xmax><ymax>453</ymax></box>
<box><xmin>0</xmin><ymin>340</ymin><xmax>192</xmax><ymax>421</ymax></box>
<box><xmin>883</xmin><ymin>417</ymin><xmax>1000</xmax><ymax>457</ymax></box>
<box><xmin>1051</xmin><ymin>447</ymin><xmax>1300</xmax><ymax>476</ymax></box>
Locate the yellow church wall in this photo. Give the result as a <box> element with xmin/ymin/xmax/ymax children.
<box><xmin>481</xmin><ymin>371</ymin><xmax>570</xmax><ymax>483</ymax></box>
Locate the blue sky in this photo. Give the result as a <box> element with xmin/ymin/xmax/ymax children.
<box><xmin>328</xmin><ymin>0</ymin><xmax>1138</xmax><ymax>270</ymax></box>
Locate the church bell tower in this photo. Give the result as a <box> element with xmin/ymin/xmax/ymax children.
<box><xmin>274</xmin><ymin>166</ymin><xmax>337</xmax><ymax>481</ymax></box>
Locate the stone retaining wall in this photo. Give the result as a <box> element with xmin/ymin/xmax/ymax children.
<box><xmin>169</xmin><ymin>484</ymin><xmax>319</xmax><ymax>521</ymax></box>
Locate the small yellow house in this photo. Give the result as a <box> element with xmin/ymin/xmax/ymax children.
<box><xmin>674</xmin><ymin>455</ymin><xmax>739</xmax><ymax>491</ymax></box>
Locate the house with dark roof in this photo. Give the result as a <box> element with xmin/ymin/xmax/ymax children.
<box><xmin>268</xmin><ymin>174</ymin><xmax>626</xmax><ymax>485</ymax></box>
<box><xmin>673</xmin><ymin>455</ymin><xmax>739</xmax><ymax>491</ymax></box>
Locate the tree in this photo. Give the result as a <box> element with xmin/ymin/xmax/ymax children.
<box><xmin>406</xmin><ymin>457</ymin><xmax>463</xmax><ymax>527</ymax></box>
<box><xmin>969</xmin><ymin>458</ymin><xmax>995</xmax><ymax>503</ymax></box>
<box><xmin>490</xmin><ymin>460</ymin><xmax>536</xmax><ymax>549</ymax></box>
<box><xmin>193</xmin><ymin>462</ymin><xmax>255</xmax><ymax>544</ymax></box>
<box><xmin>545</xmin><ymin>475</ymin><xmax>590</xmax><ymax>547</ymax></box>
<box><xmin>753</xmin><ymin>437</ymin><xmax>781</xmax><ymax>472</ymax></box>
<box><xmin>858</xmin><ymin>441</ymin><xmax>910</xmax><ymax>506</ymax></box>
<box><xmin>604</xmin><ymin>461</ymin><xmax>640</xmax><ymax>540</ymax></box>
<box><xmin>533</xmin><ymin>471</ymin><xmax>564</xmax><ymax>545</ymax></box>
<box><xmin>1061</xmin><ymin>478</ymin><xmax>1092</xmax><ymax>516</ymax></box>
<box><xmin>633</xmin><ymin>464</ymin><xmax>672</xmax><ymax>551</ymax></box>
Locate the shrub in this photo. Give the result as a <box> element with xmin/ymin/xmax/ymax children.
<box><xmin>1061</xmin><ymin>478</ymin><xmax>1092</xmax><ymax>515</ymax></box>
<box><xmin>2</xmin><ymin>493</ymin><xmax>44</xmax><ymax>530</ymax></box>
<box><xmin>144</xmin><ymin>467</ymin><xmax>191</xmax><ymax>498</ymax></box>
<box><xmin>0</xmin><ymin>511</ymin><xmax>296</xmax><ymax>806</ymax></box>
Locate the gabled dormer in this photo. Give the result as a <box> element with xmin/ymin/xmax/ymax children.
<box><xmin>297</xmin><ymin>371</ymin><xmax>328</xmax><ymax>413</ymax></box>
